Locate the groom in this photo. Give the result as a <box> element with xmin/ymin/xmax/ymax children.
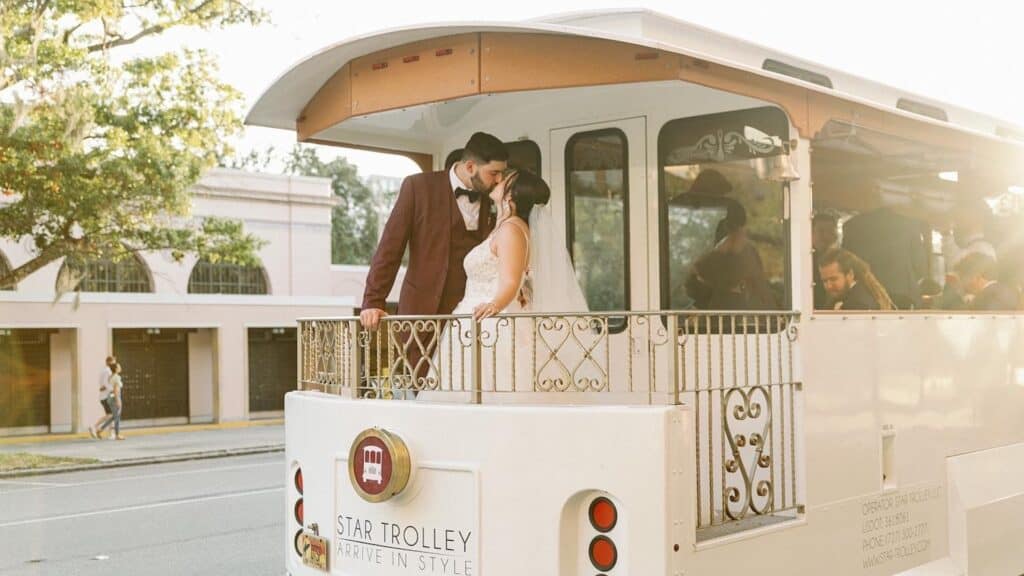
<box><xmin>360</xmin><ymin>133</ymin><xmax>508</xmax><ymax>379</ymax></box>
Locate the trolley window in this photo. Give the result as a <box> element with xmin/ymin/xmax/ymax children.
<box><xmin>658</xmin><ymin>106</ymin><xmax>791</xmax><ymax>312</ymax></box>
<box><xmin>565</xmin><ymin>128</ymin><xmax>630</xmax><ymax>313</ymax></box>
<box><xmin>811</xmin><ymin>120</ymin><xmax>1024</xmax><ymax>312</ymax></box>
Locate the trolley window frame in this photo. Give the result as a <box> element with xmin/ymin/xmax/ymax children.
<box><xmin>564</xmin><ymin>127</ymin><xmax>632</xmax><ymax>322</ymax></box>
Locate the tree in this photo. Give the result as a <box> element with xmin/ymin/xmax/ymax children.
<box><xmin>223</xmin><ymin>146</ymin><xmax>276</xmax><ymax>172</ymax></box>
<box><xmin>0</xmin><ymin>1</ymin><xmax>268</xmax><ymax>290</ymax></box>
<box><xmin>282</xmin><ymin>146</ymin><xmax>380</xmax><ymax>265</ymax></box>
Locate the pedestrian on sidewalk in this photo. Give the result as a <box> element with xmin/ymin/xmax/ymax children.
<box><xmin>94</xmin><ymin>363</ymin><xmax>125</xmax><ymax>440</ymax></box>
<box><xmin>89</xmin><ymin>356</ymin><xmax>116</xmax><ymax>439</ymax></box>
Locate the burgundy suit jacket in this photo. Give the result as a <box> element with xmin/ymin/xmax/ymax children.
<box><xmin>362</xmin><ymin>170</ymin><xmax>494</xmax><ymax>315</ymax></box>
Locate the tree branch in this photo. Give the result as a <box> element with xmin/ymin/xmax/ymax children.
<box><xmin>0</xmin><ymin>246</ymin><xmax>62</xmax><ymax>288</ymax></box>
<box><xmin>62</xmin><ymin>21</ymin><xmax>86</xmax><ymax>45</ymax></box>
<box><xmin>85</xmin><ymin>0</ymin><xmax>217</xmax><ymax>53</ymax></box>
<box><xmin>35</xmin><ymin>0</ymin><xmax>53</xmax><ymax>18</ymax></box>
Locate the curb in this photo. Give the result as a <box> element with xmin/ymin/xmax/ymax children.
<box><xmin>0</xmin><ymin>444</ymin><xmax>284</xmax><ymax>479</ymax></box>
<box><xmin>0</xmin><ymin>419</ymin><xmax>284</xmax><ymax>446</ymax></box>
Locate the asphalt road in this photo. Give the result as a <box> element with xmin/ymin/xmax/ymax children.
<box><xmin>0</xmin><ymin>452</ymin><xmax>285</xmax><ymax>576</ymax></box>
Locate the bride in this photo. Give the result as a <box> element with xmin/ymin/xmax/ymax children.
<box><xmin>428</xmin><ymin>169</ymin><xmax>588</xmax><ymax>398</ymax></box>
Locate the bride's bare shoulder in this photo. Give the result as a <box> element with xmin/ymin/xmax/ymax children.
<box><xmin>491</xmin><ymin>218</ymin><xmax>529</xmax><ymax>251</ymax></box>
<box><xmin>498</xmin><ymin>217</ymin><xmax>529</xmax><ymax>238</ymax></box>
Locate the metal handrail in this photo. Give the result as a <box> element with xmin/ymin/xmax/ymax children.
<box><xmin>297</xmin><ymin>309</ymin><xmax>802</xmax><ymax>321</ymax></box>
<box><xmin>296</xmin><ymin>309</ymin><xmax>803</xmax><ymax>532</ymax></box>
<box><xmin>298</xmin><ymin>310</ymin><xmax>799</xmax><ymax>399</ymax></box>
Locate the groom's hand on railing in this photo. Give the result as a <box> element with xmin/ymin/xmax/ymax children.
<box><xmin>359</xmin><ymin>308</ymin><xmax>388</xmax><ymax>329</ymax></box>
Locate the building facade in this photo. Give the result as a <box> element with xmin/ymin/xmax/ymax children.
<box><xmin>0</xmin><ymin>168</ymin><xmax>394</xmax><ymax>435</ymax></box>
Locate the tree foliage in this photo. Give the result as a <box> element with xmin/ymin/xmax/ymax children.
<box><xmin>0</xmin><ymin>0</ymin><xmax>268</xmax><ymax>290</ymax></box>
<box><xmin>281</xmin><ymin>146</ymin><xmax>380</xmax><ymax>266</ymax></box>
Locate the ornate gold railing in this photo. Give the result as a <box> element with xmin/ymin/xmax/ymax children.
<box><xmin>298</xmin><ymin>310</ymin><xmax>802</xmax><ymax>533</ymax></box>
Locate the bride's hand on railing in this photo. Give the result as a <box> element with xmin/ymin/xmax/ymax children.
<box><xmin>472</xmin><ymin>301</ymin><xmax>500</xmax><ymax>321</ymax></box>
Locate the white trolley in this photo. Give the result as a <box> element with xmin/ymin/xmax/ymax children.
<box><xmin>248</xmin><ymin>9</ymin><xmax>1024</xmax><ymax>576</ymax></box>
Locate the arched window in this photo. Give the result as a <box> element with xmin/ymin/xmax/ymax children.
<box><xmin>57</xmin><ymin>253</ymin><xmax>153</xmax><ymax>293</ymax></box>
<box><xmin>188</xmin><ymin>259</ymin><xmax>269</xmax><ymax>295</ymax></box>
<box><xmin>0</xmin><ymin>251</ymin><xmax>14</xmax><ymax>291</ymax></box>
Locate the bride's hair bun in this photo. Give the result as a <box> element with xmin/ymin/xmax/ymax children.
<box><xmin>508</xmin><ymin>170</ymin><xmax>550</xmax><ymax>221</ymax></box>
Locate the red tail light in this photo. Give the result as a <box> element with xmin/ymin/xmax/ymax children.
<box><xmin>293</xmin><ymin>465</ymin><xmax>304</xmax><ymax>558</ymax></box>
<box><xmin>589</xmin><ymin>535</ymin><xmax>618</xmax><ymax>571</ymax></box>
<box><xmin>588</xmin><ymin>496</ymin><xmax>617</xmax><ymax>532</ymax></box>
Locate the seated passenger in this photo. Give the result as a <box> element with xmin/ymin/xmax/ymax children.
<box><xmin>934</xmin><ymin>198</ymin><xmax>997</xmax><ymax>310</ymax></box>
<box><xmin>818</xmin><ymin>248</ymin><xmax>894</xmax><ymax>311</ymax></box>
<box><xmin>687</xmin><ymin>202</ymin><xmax>776</xmax><ymax>310</ymax></box>
<box><xmin>954</xmin><ymin>252</ymin><xmax>1019</xmax><ymax>311</ymax></box>
<box><xmin>941</xmin><ymin>197</ymin><xmax>997</xmax><ymax>270</ymax></box>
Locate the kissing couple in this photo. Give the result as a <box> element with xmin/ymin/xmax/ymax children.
<box><xmin>359</xmin><ymin>132</ymin><xmax>587</xmax><ymax>392</ymax></box>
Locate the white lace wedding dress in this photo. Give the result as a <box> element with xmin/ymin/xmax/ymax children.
<box><xmin>414</xmin><ymin>207</ymin><xmax>590</xmax><ymax>402</ymax></box>
<box><xmin>457</xmin><ymin>230</ymin><xmax>527</xmax><ymax>317</ymax></box>
<box><xmin>420</xmin><ymin>226</ymin><xmax>529</xmax><ymax>400</ymax></box>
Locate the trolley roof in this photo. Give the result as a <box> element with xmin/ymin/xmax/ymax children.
<box><xmin>246</xmin><ymin>8</ymin><xmax>1022</xmax><ymax>148</ymax></box>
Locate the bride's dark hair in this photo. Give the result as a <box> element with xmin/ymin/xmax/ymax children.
<box><xmin>506</xmin><ymin>170</ymin><xmax>550</xmax><ymax>222</ymax></box>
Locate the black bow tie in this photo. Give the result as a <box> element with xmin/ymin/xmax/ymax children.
<box><xmin>454</xmin><ymin>187</ymin><xmax>480</xmax><ymax>203</ymax></box>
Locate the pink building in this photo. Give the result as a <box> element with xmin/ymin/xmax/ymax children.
<box><xmin>0</xmin><ymin>167</ymin><xmax>399</xmax><ymax>435</ymax></box>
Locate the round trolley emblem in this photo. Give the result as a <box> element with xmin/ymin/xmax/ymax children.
<box><xmin>348</xmin><ymin>428</ymin><xmax>411</xmax><ymax>503</ymax></box>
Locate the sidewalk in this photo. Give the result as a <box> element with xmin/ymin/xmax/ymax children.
<box><xmin>0</xmin><ymin>420</ymin><xmax>283</xmax><ymax>478</ymax></box>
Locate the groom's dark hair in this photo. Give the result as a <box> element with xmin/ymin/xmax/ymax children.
<box><xmin>461</xmin><ymin>132</ymin><xmax>508</xmax><ymax>164</ymax></box>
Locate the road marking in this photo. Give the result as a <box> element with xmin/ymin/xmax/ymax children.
<box><xmin>66</xmin><ymin>460</ymin><xmax>281</xmax><ymax>486</ymax></box>
<box><xmin>0</xmin><ymin>459</ymin><xmax>281</xmax><ymax>493</ymax></box>
<box><xmin>0</xmin><ymin>479</ymin><xmax>69</xmax><ymax>487</ymax></box>
<box><xmin>0</xmin><ymin>487</ymin><xmax>283</xmax><ymax>528</ymax></box>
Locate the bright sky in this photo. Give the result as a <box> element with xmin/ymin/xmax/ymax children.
<box><xmin>143</xmin><ymin>0</ymin><xmax>1024</xmax><ymax>178</ymax></box>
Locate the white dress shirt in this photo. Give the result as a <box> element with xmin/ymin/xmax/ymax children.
<box><xmin>449</xmin><ymin>164</ymin><xmax>480</xmax><ymax>231</ymax></box>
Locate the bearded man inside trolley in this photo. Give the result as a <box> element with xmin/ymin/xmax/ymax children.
<box><xmin>818</xmin><ymin>248</ymin><xmax>894</xmax><ymax>311</ymax></box>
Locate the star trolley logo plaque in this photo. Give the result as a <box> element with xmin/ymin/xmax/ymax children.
<box><xmin>348</xmin><ymin>428</ymin><xmax>411</xmax><ymax>503</ymax></box>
